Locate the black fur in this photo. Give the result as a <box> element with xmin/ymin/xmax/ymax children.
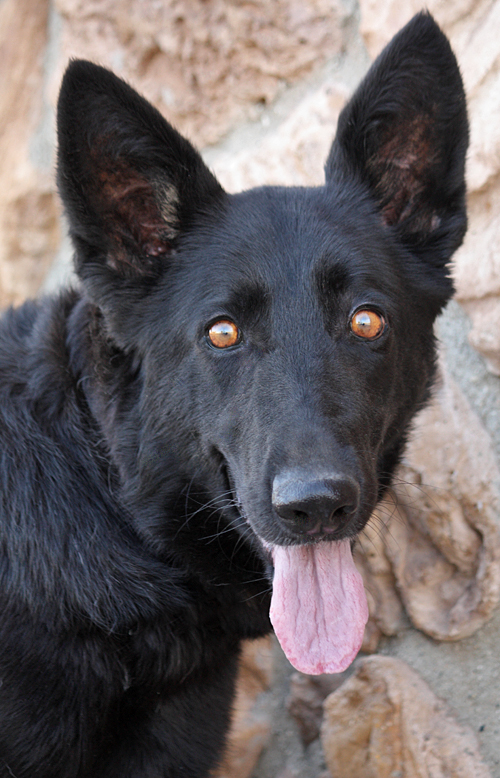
<box><xmin>0</xmin><ymin>13</ymin><xmax>467</xmax><ymax>778</ymax></box>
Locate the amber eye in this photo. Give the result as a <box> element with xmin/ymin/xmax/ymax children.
<box><xmin>350</xmin><ymin>309</ymin><xmax>386</xmax><ymax>340</ymax></box>
<box><xmin>207</xmin><ymin>319</ymin><xmax>241</xmax><ymax>349</ymax></box>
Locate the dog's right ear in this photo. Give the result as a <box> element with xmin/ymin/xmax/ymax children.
<box><xmin>57</xmin><ymin>60</ymin><xmax>225</xmax><ymax>283</ymax></box>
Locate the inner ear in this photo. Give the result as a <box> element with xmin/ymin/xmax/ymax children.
<box><xmin>94</xmin><ymin>158</ymin><xmax>178</xmax><ymax>274</ymax></box>
<box><xmin>367</xmin><ymin>111</ymin><xmax>439</xmax><ymax>231</ymax></box>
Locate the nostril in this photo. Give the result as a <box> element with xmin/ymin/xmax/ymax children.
<box><xmin>272</xmin><ymin>470</ymin><xmax>360</xmax><ymax>535</ymax></box>
<box><xmin>292</xmin><ymin>509</ymin><xmax>308</xmax><ymax>522</ymax></box>
<box><xmin>322</xmin><ymin>505</ymin><xmax>354</xmax><ymax>533</ymax></box>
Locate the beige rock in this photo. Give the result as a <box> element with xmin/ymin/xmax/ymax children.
<box><xmin>359</xmin><ymin>0</ymin><xmax>421</xmax><ymax>59</ymax></box>
<box><xmin>321</xmin><ymin>655</ymin><xmax>491</xmax><ymax>778</ymax></box>
<box><xmin>460</xmin><ymin>295</ymin><xmax>500</xmax><ymax>375</ymax></box>
<box><xmin>450</xmin><ymin>1</ymin><xmax>500</xmax><ymax>355</ymax></box>
<box><xmin>209</xmin><ymin>81</ymin><xmax>348</xmax><ymax>192</ymax></box>
<box><xmin>453</xmin><ymin>186</ymin><xmax>500</xmax><ymax>369</ymax></box>
<box><xmin>448</xmin><ymin>1</ymin><xmax>500</xmax><ymax>193</ymax></box>
<box><xmin>214</xmin><ymin>637</ymin><xmax>274</xmax><ymax>778</ymax></box>
<box><xmin>356</xmin><ymin>364</ymin><xmax>500</xmax><ymax>643</ymax></box>
<box><xmin>453</xmin><ymin>192</ymin><xmax>500</xmax><ymax>302</ymax></box>
<box><xmin>354</xmin><ymin>519</ymin><xmax>405</xmax><ymax>654</ymax></box>
<box><xmin>0</xmin><ymin>0</ymin><xmax>61</xmax><ymax>307</ymax></box>
<box><xmin>53</xmin><ymin>0</ymin><xmax>348</xmax><ymax>148</ymax></box>
<box><xmin>396</xmin><ymin>365</ymin><xmax>500</xmax><ymax>639</ymax></box>
<box><xmin>436</xmin><ymin>0</ymin><xmax>500</xmax><ymax>373</ymax></box>
<box><xmin>286</xmin><ymin>671</ymin><xmax>347</xmax><ymax>746</ymax></box>
<box><xmin>359</xmin><ymin>0</ymin><xmax>484</xmax><ymax>61</ymax></box>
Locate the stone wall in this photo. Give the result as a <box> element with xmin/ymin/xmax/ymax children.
<box><xmin>2</xmin><ymin>1</ymin><xmax>500</xmax><ymax>776</ymax></box>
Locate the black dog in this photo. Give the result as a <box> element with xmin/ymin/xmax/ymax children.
<box><xmin>0</xmin><ymin>12</ymin><xmax>467</xmax><ymax>778</ymax></box>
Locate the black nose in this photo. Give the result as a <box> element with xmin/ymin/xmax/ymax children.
<box><xmin>272</xmin><ymin>470</ymin><xmax>360</xmax><ymax>536</ymax></box>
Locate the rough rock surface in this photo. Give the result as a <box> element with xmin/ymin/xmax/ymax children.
<box><xmin>206</xmin><ymin>80</ymin><xmax>349</xmax><ymax>191</ymax></box>
<box><xmin>53</xmin><ymin>0</ymin><xmax>348</xmax><ymax>147</ymax></box>
<box><xmin>355</xmin><ymin>364</ymin><xmax>500</xmax><ymax>645</ymax></box>
<box><xmin>286</xmin><ymin>672</ymin><xmax>345</xmax><ymax>746</ymax></box>
<box><xmin>0</xmin><ymin>0</ymin><xmax>61</xmax><ymax>308</ymax></box>
<box><xmin>214</xmin><ymin>638</ymin><xmax>274</xmax><ymax>778</ymax></box>
<box><xmin>321</xmin><ymin>655</ymin><xmax>492</xmax><ymax>778</ymax></box>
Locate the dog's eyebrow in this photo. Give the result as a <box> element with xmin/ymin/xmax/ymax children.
<box><xmin>314</xmin><ymin>260</ymin><xmax>351</xmax><ymax>299</ymax></box>
<box><xmin>225</xmin><ymin>279</ymin><xmax>271</xmax><ymax>318</ymax></box>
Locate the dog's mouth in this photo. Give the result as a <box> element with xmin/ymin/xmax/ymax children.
<box><xmin>218</xmin><ymin>454</ymin><xmax>369</xmax><ymax>675</ymax></box>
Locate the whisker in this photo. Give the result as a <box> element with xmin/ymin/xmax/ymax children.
<box><xmin>243</xmin><ymin>584</ymin><xmax>273</xmax><ymax>602</ymax></box>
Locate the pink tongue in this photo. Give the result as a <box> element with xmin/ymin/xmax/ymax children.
<box><xmin>269</xmin><ymin>539</ymin><xmax>368</xmax><ymax>675</ymax></box>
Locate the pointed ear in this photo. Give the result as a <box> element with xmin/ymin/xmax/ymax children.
<box><xmin>326</xmin><ymin>12</ymin><xmax>468</xmax><ymax>263</ymax></box>
<box><xmin>57</xmin><ymin>60</ymin><xmax>225</xmax><ymax>281</ymax></box>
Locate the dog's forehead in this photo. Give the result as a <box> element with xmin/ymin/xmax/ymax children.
<box><xmin>191</xmin><ymin>184</ymin><xmax>396</xmax><ymax>296</ymax></box>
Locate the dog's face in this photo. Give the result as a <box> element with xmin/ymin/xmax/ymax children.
<box><xmin>161</xmin><ymin>182</ymin><xmax>436</xmax><ymax>542</ymax></box>
<box><xmin>57</xmin><ymin>13</ymin><xmax>468</xmax><ymax>674</ymax></box>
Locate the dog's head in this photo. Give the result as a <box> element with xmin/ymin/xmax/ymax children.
<box><xmin>57</xmin><ymin>12</ymin><xmax>468</xmax><ymax>673</ymax></box>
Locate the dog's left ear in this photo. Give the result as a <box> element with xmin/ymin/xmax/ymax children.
<box><xmin>326</xmin><ymin>12</ymin><xmax>468</xmax><ymax>276</ymax></box>
<box><xmin>57</xmin><ymin>60</ymin><xmax>224</xmax><ymax>283</ymax></box>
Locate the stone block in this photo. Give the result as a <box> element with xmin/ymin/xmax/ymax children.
<box><xmin>322</xmin><ymin>656</ymin><xmax>491</xmax><ymax>778</ymax></box>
